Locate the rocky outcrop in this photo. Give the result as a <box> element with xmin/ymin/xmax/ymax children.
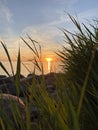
<box><xmin>0</xmin><ymin>73</ymin><xmax>61</xmax><ymax>129</ymax></box>
<box><xmin>0</xmin><ymin>83</ymin><xmax>28</xmax><ymax>97</ymax></box>
<box><xmin>0</xmin><ymin>74</ymin><xmax>28</xmax><ymax>97</ymax></box>
<box><xmin>0</xmin><ymin>94</ymin><xmax>25</xmax><ymax>129</ymax></box>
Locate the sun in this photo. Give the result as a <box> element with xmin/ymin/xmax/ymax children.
<box><xmin>46</xmin><ymin>57</ymin><xmax>52</xmax><ymax>62</ymax></box>
<box><xmin>46</xmin><ymin>57</ymin><xmax>53</xmax><ymax>73</ymax></box>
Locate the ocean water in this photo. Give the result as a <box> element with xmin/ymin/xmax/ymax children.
<box><xmin>0</xmin><ymin>61</ymin><xmax>62</xmax><ymax>77</ymax></box>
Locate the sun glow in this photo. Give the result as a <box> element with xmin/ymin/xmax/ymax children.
<box><xmin>46</xmin><ymin>58</ymin><xmax>52</xmax><ymax>73</ymax></box>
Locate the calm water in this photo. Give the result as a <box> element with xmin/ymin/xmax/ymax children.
<box><xmin>0</xmin><ymin>61</ymin><xmax>62</xmax><ymax>77</ymax></box>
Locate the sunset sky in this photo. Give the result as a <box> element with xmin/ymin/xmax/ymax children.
<box><xmin>0</xmin><ymin>0</ymin><xmax>98</xmax><ymax>61</ymax></box>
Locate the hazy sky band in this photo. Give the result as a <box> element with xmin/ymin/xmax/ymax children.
<box><xmin>0</xmin><ymin>0</ymin><xmax>98</xmax><ymax>61</ymax></box>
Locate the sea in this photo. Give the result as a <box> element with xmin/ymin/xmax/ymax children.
<box><xmin>0</xmin><ymin>61</ymin><xmax>62</xmax><ymax>77</ymax></box>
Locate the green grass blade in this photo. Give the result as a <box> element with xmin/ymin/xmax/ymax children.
<box><xmin>15</xmin><ymin>48</ymin><xmax>21</xmax><ymax>96</ymax></box>
<box><xmin>0</xmin><ymin>41</ymin><xmax>14</xmax><ymax>76</ymax></box>
<box><xmin>0</xmin><ymin>62</ymin><xmax>10</xmax><ymax>77</ymax></box>
<box><xmin>0</xmin><ymin>117</ymin><xmax>5</xmax><ymax>130</ymax></box>
<box><xmin>21</xmin><ymin>37</ymin><xmax>37</xmax><ymax>56</ymax></box>
<box><xmin>27</xmin><ymin>35</ymin><xmax>40</xmax><ymax>58</ymax></box>
<box><xmin>77</xmin><ymin>44</ymin><xmax>96</xmax><ymax>118</ymax></box>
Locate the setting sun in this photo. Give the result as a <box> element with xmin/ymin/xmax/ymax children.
<box><xmin>46</xmin><ymin>58</ymin><xmax>52</xmax><ymax>62</ymax></box>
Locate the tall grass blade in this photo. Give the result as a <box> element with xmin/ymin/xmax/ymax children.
<box><xmin>27</xmin><ymin>35</ymin><xmax>40</xmax><ymax>58</ymax></box>
<box><xmin>77</xmin><ymin>44</ymin><xmax>96</xmax><ymax>117</ymax></box>
<box><xmin>0</xmin><ymin>41</ymin><xmax>14</xmax><ymax>76</ymax></box>
<box><xmin>15</xmin><ymin>48</ymin><xmax>21</xmax><ymax>96</ymax></box>
<box><xmin>0</xmin><ymin>62</ymin><xmax>10</xmax><ymax>77</ymax></box>
<box><xmin>0</xmin><ymin>117</ymin><xmax>5</xmax><ymax>130</ymax></box>
<box><xmin>21</xmin><ymin>37</ymin><xmax>36</xmax><ymax>56</ymax></box>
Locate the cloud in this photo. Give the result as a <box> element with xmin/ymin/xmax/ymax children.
<box><xmin>22</xmin><ymin>25</ymin><xmax>63</xmax><ymax>49</ymax></box>
<box><xmin>77</xmin><ymin>7</ymin><xmax>98</xmax><ymax>21</ymax></box>
<box><xmin>15</xmin><ymin>24</ymin><xmax>64</xmax><ymax>61</ymax></box>
<box><xmin>0</xmin><ymin>0</ymin><xmax>13</xmax><ymax>24</ymax></box>
<box><xmin>53</xmin><ymin>0</ymin><xmax>79</xmax><ymax>5</ymax></box>
<box><xmin>49</xmin><ymin>6</ymin><xmax>98</xmax><ymax>32</ymax></box>
<box><xmin>0</xmin><ymin>0</ymin><xmax>16</xmax><ymax>42</ymax></box>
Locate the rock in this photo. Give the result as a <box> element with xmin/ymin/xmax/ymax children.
<box><xmin>0</xmin><ymin>93</ymin><xmax>25</xmax><ymax>107</ymax></box>
<box><xmin>0</xmin><ymin>76</ymin><xmax>13</xmax><ymax>85</ymax></box>
<box><xmin>30</xmin><ymin>106</ymin><xmax>39</xmax><ymax>122</ymax></box>
<box><xmin>0</xmin><ymin>83</ymin><xmax>17</xmax><ymax>95</ymax></box>
<box><xmin>0</xmin><ymin>94</ymin><xmax>25</xmax><ymax>129</ymax></box>
<box><xmin>12</xmin><ymin>74</ymin><xmax>25</xmax><ymax>80</ymax></box>
<box><xmin>21</xmin><ymin>74</ymin><xmax>40</xmax><ymax>85</ymax></box>
<box><xmin>0</xmin><ymin>75</ymin><xmax>6</xmax><ymax>79</ymax></box>
<box><xmin>20</xmin><ymin>76</ymin><xmax>33</xmax><ymax>85</ymax></box>
<box><xmin>0</xmin><ymin>83</ymin><xmax>28</xmax><ymax>97</ymax></box>
<box><xmin>0</xmin><ymin>74</ymin><xmax>25</xmax><ymax>85</ymax></box>
<box><xmin>46</xmin><ymin>84</ymin><xmax>56</xmax><ymax>93</ymax></box>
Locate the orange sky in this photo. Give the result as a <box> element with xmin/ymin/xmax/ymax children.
<box><xmin>0</xmin><ymin>48</ymin><xmax>60</xmax><ymax>62</ymax></box>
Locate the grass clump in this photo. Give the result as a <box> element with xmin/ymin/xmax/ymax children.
<box><xmin>58</xmin><ymin>14</ymin><xmax>98</xmax><ymax>130</ymax></box>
